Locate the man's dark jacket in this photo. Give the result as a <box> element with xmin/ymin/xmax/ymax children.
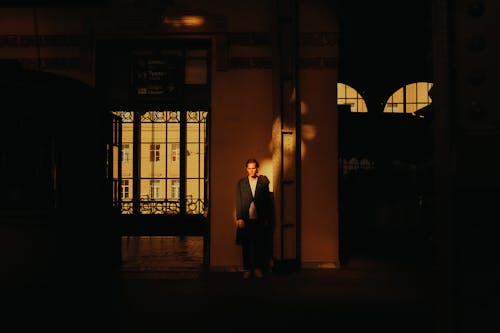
<box><xmin>235</xmin><ymin>175</ymin><xmax>273</xmax><ymax>223</ymax></box>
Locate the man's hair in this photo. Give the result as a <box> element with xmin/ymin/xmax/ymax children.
<box><xmin>245</xmin><ymin>158</ymin><xmax>259</xmax><ymax>168</ymax></box>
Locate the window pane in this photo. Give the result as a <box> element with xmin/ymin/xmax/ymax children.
<box><xmin>141</xmin><ymin>121</ymin><xmax>165</xmax><ymax>142</ymax></box>
<box><xmin>384</xmin><ymin>82</ymin><xmax>433</xmax><ymax>114</ymax></box>
<box><xmin>384</xmin><ymin>87</ymin><xmax>404</xmax><ymax>113</ymax></box>
<box><xmin>406</xmin><ymin>84</ymin><xmax>417</xmax><ymax>103</ymax></box>
<box><xmin>187</xmin><ymin>122</ymin><xmax>200</xmax><ymax>142</ymax></box>
<box><xmin>168</xmin><ymin>142</ymin><xmax>180</xmax><ymax>178</ymax></box>
<box><xmin>416</xmin><ymin>82</ymin><xmax>433</xmax><ymax>103</ymax></box>
<box><xmin>168</xmin><ymin>178</ymin><xmax>180</xmax><ymax>200</ymax></box>
<box><xmin>392</xmin><ymin>88</ymin><xmax>404</xmax><ymax>103</ymax></box>
<box><xmin>167</xmin><ymin>122</ymin><xmax>180</xmax><ymax>142</ymax></box>
<box><xmin>337</xmin><ymin>83</ymin><xmax>368</xmax><ymax>112</ymax></box>
<box><xmin>337</xmin><ymin>83</ymin><xmax>345</xmax><ymax>99</ymax></box>
<box><xmin>141</xmin><ymin>144</ymin><xmax>159</xmax><ymax>177</ymax></box>
<box><xmin>186</xmin><ymin>179</ymin><xmax>203</xmax><ymax>214</ymax></box>
<box><xmin>406</xmin><ymin>103</ymin><xmax>417</xmax><ymax>113</ymax></box>
<box><xmin>122</xmin><ymin>122</ymin><xmax>134</xmax><ymax>145</ymax></box>
<box><xmin>186</xmin><ymin>111</ymin><xmax>206</xmax><ymax>179</ymax></box>
<box><xmin>140</xmin><ymin>179</ymin><xmax>165</xmax><ymax>199</ymax></box>
<box><xmin>186</xmin><ymin>143</ymin><xmax>201</xmax><ymax>178</ymax></box>
<box><xmin>121</xmin><ymin>177</ymin><xmax>133</xmax><ymax>214</ymax></box>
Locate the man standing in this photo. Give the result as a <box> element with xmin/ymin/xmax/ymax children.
<box><xmin>235</xmin><ymin>158</ymin><xmax>274</xmax><ymax>279</ymax></box>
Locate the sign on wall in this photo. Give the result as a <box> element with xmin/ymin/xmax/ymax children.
<box><xmin>132</xmin><ymin>52</ymin><xmax>182</xmax><ymax>100</ymax></box>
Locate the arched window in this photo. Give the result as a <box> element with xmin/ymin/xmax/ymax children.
<box><xmin>337</xmin><ymin>82</ymin><xmax>368</xmax><ymax>112</ymax></box>
<box><xmin>383</xmin><ymin>82</ymin><xmax>433</xmax><ymax>114</ymax></box>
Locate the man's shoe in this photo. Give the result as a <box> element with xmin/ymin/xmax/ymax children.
<box><xmin>242</xmin><ymin>270</ymin><xmax>251</xmax><ymax>279</ymax></box>
<box><xmin>254</xmin><ymin>269</ymin><xmax>263</xmax><ymax>278</ymax></box>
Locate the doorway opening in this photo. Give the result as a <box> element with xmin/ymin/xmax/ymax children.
<box><xmin>112</xmin><ymin>109</ymin><xmax>209</xmax><ymax>274</ymax></box>
<box><xmin>97</xmin><ymin>38</ymin><xmax>211</xmax><ymax>274</ymax></box>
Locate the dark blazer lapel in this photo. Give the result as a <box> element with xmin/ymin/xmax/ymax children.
<box><xmin>254</xmin><ymin>176</ymin><xmax>264</xmax><ymax>199</ymax></box>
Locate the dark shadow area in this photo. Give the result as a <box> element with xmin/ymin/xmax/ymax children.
<box><xmin>5</xmin><ymin>237</ymin><xmax>437</xmax><ymax>333</ymax></box>
<box><xmin>338</xmin><ymin>109</ymin><xmax>434</xmax><ymax>267</ymax></box>
<box><xmin>1</xmin><ymin>64</ymin><xmax>121</xmax><ymax>302</ymax></box>
<box><xmin>336</xmin><ymin>0</ymin><xmax>434</xmax><ymax>271</ymax></box>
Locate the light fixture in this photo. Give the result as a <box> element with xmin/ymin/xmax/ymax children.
<box><xmin>162</xmin><ymin>15</ymin><xmax>205</xmax><ymax>28</ymax></box>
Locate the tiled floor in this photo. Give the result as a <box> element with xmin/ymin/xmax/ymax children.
<box><xmin>120</xmin><ymin>236</ymin><xmax>204</xmax><ymax>278</ymax></box>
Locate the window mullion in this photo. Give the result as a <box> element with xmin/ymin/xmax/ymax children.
<box><xmin>132</xmin><ymin>112</ymin><xmax>141</xmax><ymax>215</ymax></box>
<box><xmin>180</xmin><ymin>111</ymin><xmax>187</xmax><ymax>215</ymax></box>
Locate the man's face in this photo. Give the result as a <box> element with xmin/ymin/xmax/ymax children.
<box><xmin>246</xmin><ymin>163</ymin><xmax>258</xmax><ymax>178</ymax></box>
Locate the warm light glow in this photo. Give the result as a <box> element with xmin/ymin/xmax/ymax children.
<box><xmin>384</xmin><ymin>82</ymin><xmax>433</xmax><ymax>114</ymax></box>
<box><xmin>337</xmin><ymin>83</ymin><xmax>368</xmax><ymax>112</ymax></box>
<box><xmin>301</xmin><ymin>140</ymin><xmax>307</xmax><ymax>160</ymax></box>
<box><xmin>300</xmin><ymin>99</ymin><xmax>316</xmax><ymax>160</ymax></box>
<box><xmin>259</xmin><ymin>158</ymin><xmax>273</xmax><ymax>192</ymax></box>
<box><xmin>300</xmin><ymin>100</ymin><xmax>309</xmax><ymax>115</ymax></box>
<box><xmin>301</xmin><ymin>124</ymin><xmax>316</xmax><ymax>141</ymax></box>
<box><xmin>112</xmin><ymin>110</ymin><xmax>207</xmax><ymax>215</ymax></box>
<box><xmin>269</xmin><ymin>101</ymin><xmax>317</xmax><ymax>164</ymax></box>
<box><xmin>163</xmin><ymin>15</ymin><xmax>205</xmax><ymax>27</ymax></box>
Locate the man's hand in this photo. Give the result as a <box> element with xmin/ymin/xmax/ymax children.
<box><xmin>237</xmin><ymin>219</ymin><xmax>245</xmax><ymax>228</ymax></box>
